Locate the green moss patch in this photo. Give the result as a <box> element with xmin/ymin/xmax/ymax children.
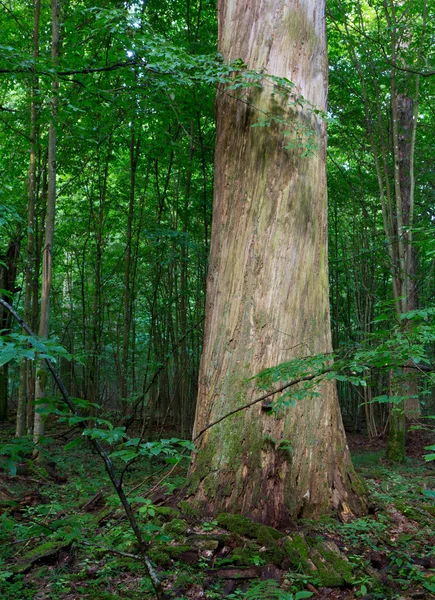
<box><xmin>215</xmin><ymin>513</ymin><xmax>286</xmax><ymax>566</ymax></box>
<box><xmin>309</xmin><ymin>543</ymin><xmax>353</xmax><ymax>586</ymax></box>
<box><xmin>13</xmin><ymin>540</ymin><xmax>70</xmax><ymax>574</ymax></box>
<box><xmin>155</xmin><ymin>506</ymin><xmax>180</xmax><ymax>521</ymax></box>
<box><xmin>161</xmin><ymin>518</ymin><xmax>189</xmax><ymax>538</ymax></box>
<box><xmin>178</xmin><ymin>499</ymin><xmax>202</xmax><ymax>519</ymax></box>
<box><xmin>283</xmin><ymin>533</ymin><xmax>353</xmax><ymax>586</ymax></box>
<box><xmin>216</xmin><ymin>513</ymin><xmax>284</xmax><ymax>540</ymax></box>
<box><xmin>148</xmin><ymin>550</ymin><xmax>171</xmax><ymax>567</ymax></box>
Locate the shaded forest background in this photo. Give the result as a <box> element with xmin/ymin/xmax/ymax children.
<box><xmin>1</xmin><ymin>0</ymin><xmax>435</xmax><ymax>448</ymax></box>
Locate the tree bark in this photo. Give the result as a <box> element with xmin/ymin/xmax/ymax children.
<box><xmin>188</xmin><ymin>0</ymin><xmax>365</xmax><ymax>527</ymax></box>
<box><xmin>33</xmin><ymin>0</ymin><xmax>60</xmax><ymax>448</ymax></box>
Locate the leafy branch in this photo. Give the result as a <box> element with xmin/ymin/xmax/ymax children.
<box><xmin>194</xmin><ymin>308</ymin><xmax>435</xmax><ymax>442</ymax></box>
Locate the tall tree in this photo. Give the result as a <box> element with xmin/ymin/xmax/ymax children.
<box><xmin>33</xmin><ymin>0</ymin><xmax>60</xmax><ymax>448</ymax></box>
<box><xmin>327</xmin><ymin>0</ymin><xmax>433</xmax><ymax>460</ymax></box>
<box><xmin>188</xmin><ymin>0</ymin><xmax>365</xmax><ymax>526</ymax></box>
<box><xmin>16</xmin><ymin>0</ymin><xmax>41</xmax><ymax>437</ymax></box>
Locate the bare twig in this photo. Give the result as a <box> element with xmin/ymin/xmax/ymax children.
<box><xmin>81</xmin><ymin>540</ymin><xmax>142</xmax><ymax>561</ymax></box>
<box><xmin>0</xmin><ymin>298</ymin><xmax>167</xmax><ymax>600</ymax></box>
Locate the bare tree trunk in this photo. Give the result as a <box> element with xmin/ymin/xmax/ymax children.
<box><xmin>188</xmin><ymin>0</ymin><xmax>365</xmax><ymax>526</ymax></box>
<box><xmin>179</xmin><ymin>121</ymin><xmax>195</xmax><ymax>438</ymax></box>
<box><xmin>33</xmin><ymin>0</ymin><xmax>60</xmax><ymax>449</ymax></box>
<box><xmin>26</xmin><ymin>161</ymin><xmax>46</xmax><ymax>434</ymax></box>
<box><xmin>17</xmin><ymin>0</ymin><xmax>41</xmax><ymax>437</ymax></box>
<box><xmin>121</xmin><ymin>127</ymin><xmax>140</xmax><ymax>411</ymax></box>
<box><xmin>0</xmin><ymin>239</ymin><xmax>21</xmax><ymax>421</ymax></box>
<box><xmin>87</xmin><ymin>141</ymin><xmax>111</xmax><ymax>418</ymax></box>
<box><xmin>397</xmin><ymin>92</ymin><xmax>420</xmax><ymax>419</ymax></box>
<box><xmin>330</xmin><ymin>0</ymin><xmax>425</xmax><ymax>462</ymax></box>
<box><xmin>385</xmin><ymin>0</ymin><xmax>423</xmax><ymax>459</ymax></box>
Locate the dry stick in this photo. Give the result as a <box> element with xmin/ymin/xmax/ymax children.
<box><xmin>81</xmin><ymin>540</ymin><xmax>142</xmax><ymax>561</ymax></box>
<box><xmin>128</xmin><ymin>462</ymin><xmax>169</xmax><ymax>496</ymax></box>
<box><xmin>144</xmin><ymin>461</ymin><xmax>184</xmax><ymax>500</ymax></box>
<box><xmin>0</xmin><ymin>473</ymin><xmax>46</xmax><ymax>485</ymax></box>
<box><xmin>0</xmin><ymin>299</ymin><xmax>167</xmax><ymax>600</ymax></box>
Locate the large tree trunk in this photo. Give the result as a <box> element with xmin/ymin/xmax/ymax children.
<box><xmin>188</xmin><ymin>0</ymin><xmax>365</xmax><ymax>527</ymax></box>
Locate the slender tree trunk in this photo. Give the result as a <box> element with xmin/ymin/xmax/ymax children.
<box><xmin>385</xmin><ymin>0</ymin><xmax>422</xmax><ymax>459</ymax></box>
<box><xmin>27</xmin><ymin>159</ymin><xmax>46</xmax><ymax>434</ymax></box>
<box><xmin>188</xmin><ymin>0</ymin><xmax>365</xmax><ymax>526</ymax></box>
<box><xmin>17</xmin><ymin>0</ymin><xmax>41</xmax><ymax>436</ymax></box>
<box><xmin>88</xmin><ymin>142</ymin><xmax>111</xmax><ymax>417</ymax></box>
<box><xmin>121</xmin><ymin>127</ymin><xmax>140</xmax><ymax>411</ymax></box>
<box><xmin>397</xmin><ymin>92</ymin><xmax>419</xmax><ymax>419</ymax></box>
<box><xmin>33</xmin><ymin>0</ymin><xmax>60</xmax><ymax>448</ymax></box>
<box><xmin>179</xmin><ymin>121</ymin><xmax>195</xmax><ymax>438</ymax></box>
<box><xmin>330</xmin><ymin>1</ymin><xmax>424</xmax><ymax>461</ymax></box>
<box><xmin>0</xmin><ymin>239</ymin><xmax>21</xmax><ymax>421</ymax></box>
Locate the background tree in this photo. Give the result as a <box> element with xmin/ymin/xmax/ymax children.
<box><xmin>327</xmin><ymin>0</ymin><xmax>435</xmax><ymax>459</ymax></box>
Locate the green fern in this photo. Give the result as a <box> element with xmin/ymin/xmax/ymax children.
<box><xmin>230</xmin><ymin>579</ymin><xmax>313</xmax><ymax>600</ymax></box>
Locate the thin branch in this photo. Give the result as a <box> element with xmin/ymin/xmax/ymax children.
<box><xmin>385</xmin><ymin>62</ymin><xmax>435</xmax><ymax>78</ymax></box>
<box><xmin>81</xmin><ymin>540</ymin><xmax>142</xmax><ymax>561</ymax></box>
<box><xmin>0</xmin><ymin>298</ymin><xmax>167</xmax><ymax>600</ymax></box>
<box><xmin>193</xmin><ymin>370</ymin><xmax>330</xmax><ymax>443</ymax></box>
<box><xmin>57</xmin><ymin>60</ymin><xmax>141</xmax><ymax>76</ymax></box>
<box><xmin>0</xmin><ymin>58</ymin><xmax>161</xmax><ymax>77</ymax></box>
<box><xmin>192</xmin><ymin>361</ymin><xmax>434</xmax><ymax>443</ymax></box>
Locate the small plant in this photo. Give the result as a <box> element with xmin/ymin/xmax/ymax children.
<box><xmin>136</xmin><ymin>498</ymin><xmax>157</xmax><ymax>519</ymax></box>
<box><xmin>0</xmin><ymin>436</ymin><xmax>34</xmax><ymax>475</ymax></box>
<box><xmin>283</xmin><ymin>572</ymin><xmax>320</xmax><ymax>593</ymax></box>
<box><xmin>228</xmin><ymin>579</ymin><xmax>313</xmax><ymax>600</ymax></box>
<box><xmin>202</xmin><ymin>520</ymin><xmax>218</xmax><ymax>531</ymax></box>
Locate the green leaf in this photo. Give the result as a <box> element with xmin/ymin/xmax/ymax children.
<box><xmin>64</xmin><ymin>437</ymin><xmax>84</xmax><ymax>451</ymax></box>
<box><xmin>0</xmin><ymin>346</ymin><xmax>17</xmax><ymax>366</ymax></box>
<box><xmin>68</xmin><ymin>415</ymin><xmax>89</xmax><ymax>425</ymax></box>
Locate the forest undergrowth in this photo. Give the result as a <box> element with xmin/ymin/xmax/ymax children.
<box><xmin>1</xmin><ymin>423</ymin><xmax>435</xmax><ymax>600</ymax></box>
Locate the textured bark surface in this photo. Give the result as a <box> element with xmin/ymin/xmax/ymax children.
<box><xmin>188</xmin><ymin>0</ymin><xmax>365</xmax><ymax>526</ymax></box>
<box><xmin>397</xmin><ymin>93</ymin><xmax>420</xmax><ymax>420</ymax></box>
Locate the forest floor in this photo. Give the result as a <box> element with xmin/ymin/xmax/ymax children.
<box><xmin>1</xmin><ymin>423</ymin><xmax>435</xmax><ymax>600</ymax></box>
